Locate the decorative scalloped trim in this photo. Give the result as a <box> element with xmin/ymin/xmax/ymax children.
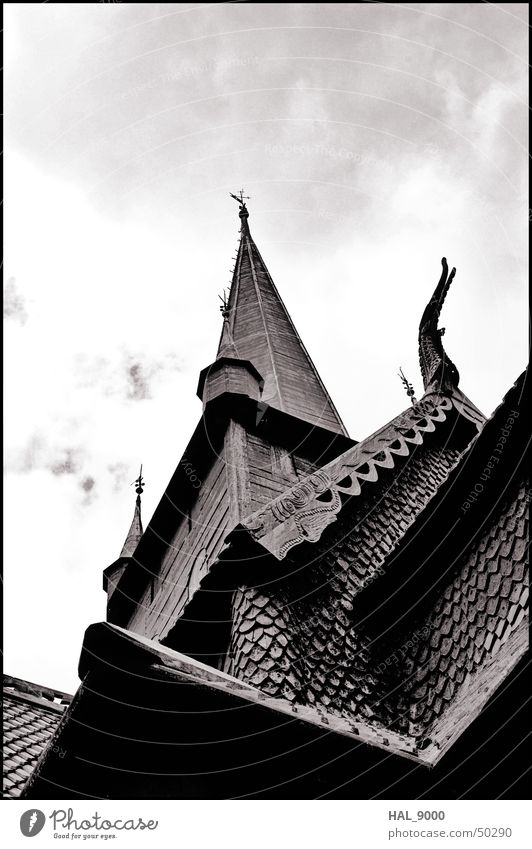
<box><xmin>243</xmin><ymin>395</ymin><xmax>457</xmax><ymax>559</ymax></box>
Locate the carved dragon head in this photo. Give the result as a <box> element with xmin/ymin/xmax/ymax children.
<box><xmin>419</xmin><ymin>257</ymin><xmax>460</xmax><ymax>392</ymax></box>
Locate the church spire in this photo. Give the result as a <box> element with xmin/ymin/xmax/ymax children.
<box><xmin>119</xmin><ymin>467</ymin><xmax>144</xmax><ymax>558</ymax></box>
<box><xmin>217</xmin><ymin>195</ymin><xmax>348</xmax><ymax>436</ymax></box>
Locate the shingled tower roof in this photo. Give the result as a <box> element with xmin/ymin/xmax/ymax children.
<box><xmin>217</xmin><ymin>199</ymin><xmax>348</xmax><ymax>435</ymax></box>
<box><xmin>119</xmin><ymin>469</ymin><xmax>144</xmax><ymax>558</ymax></box>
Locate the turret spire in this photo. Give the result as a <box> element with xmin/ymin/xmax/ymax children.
<box><xmin>217</xmin><ymin>195</ymin><xmax>348</xmax><ymax>435</ymax></box>
<box><xmin>119</xmin><ymin>466</ymin><xmax>144</xmax><ymax>558</ymax></box>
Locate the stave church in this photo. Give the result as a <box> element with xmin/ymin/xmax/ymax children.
<box><xmin>5</xmin><ymin>197</ymin><xmax>529</xmax><ymax>799</ymax></box>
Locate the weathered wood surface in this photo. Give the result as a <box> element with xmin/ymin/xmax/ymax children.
<box><xmin>128</xmin><ymin>452</ymin><xmax>230</xmax><ymax>639</ymax></box>
<box><xmin>126</xmin><ymin>414</ymin><xmax>337</xmax><ymax>641</ymax></box>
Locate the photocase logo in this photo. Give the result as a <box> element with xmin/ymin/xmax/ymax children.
<box><xmin>20</xmin><ymin>810</ymin><xmax>46</xmax><ymax>837</ymax></box>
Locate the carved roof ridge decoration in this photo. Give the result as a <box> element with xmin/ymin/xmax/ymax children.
<box><xmin>419</xmin><ymin>257</ymin><xmax>460</xmax><ymax>392</ymax></box>
<box><xmin>240</xmin><ymin>388</ymin><xmax>483</xmax><ymax>560</ymax></box>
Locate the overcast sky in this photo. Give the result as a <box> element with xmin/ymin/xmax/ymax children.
<box><xmin>4</xmin><ymin>3</ymin><xmax>528</xmax><ymax>694</ymax></box>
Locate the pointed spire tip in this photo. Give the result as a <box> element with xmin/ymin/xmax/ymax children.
<box><xmin>120</xmin><ymin>466</ymin><xmax>144</xmax><ymax>558</ymax></box>
<box><xmin>133</xmin><ymin>465</ymin><xmax>144</xmax><ymax>496</ymax></box>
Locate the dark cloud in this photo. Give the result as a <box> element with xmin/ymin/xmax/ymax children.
<box><xmin>124</xmin><ymin>352</ymin><xmax>182</xmax><ymax>402</ymax></box>
<box><xmin>4</xmin><ymin>277</ymin><xmax>28</xmax><ymax>325</ymax></box>
<box><xmin>74</xmin><ymin>352</ymin><xmax>181</xmax><ymax>402</ymax></box>
<box><xmin>6</xmin><ymin>436</ymin><xmax>88</xmax><ymax>477</ymax></box>
<box><xmin>80</xmin><ymin>476</ymin><xmax>95</xmax><ymax>493</ymax></box>
<box><xmin>50</xmin><ymin>448</ymin><xmax>82</xmax><ymax>476</ymax></box>
<box><xmin>126</xmin><ymin>361</ymin><xmax>151</xmax><ymax>401</ymax></box>
<box><xmin>80</xmin><ymin>475</ymin><xmax>96</xmax><ymax>506</ymax></box>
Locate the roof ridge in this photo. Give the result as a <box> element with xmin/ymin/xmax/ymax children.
<box><xmin>240</xmin><ymin>391</ymin><xmax>466</xmax><ymax>559</ymax></box>
<box><xmin>3</xmin><ymin>674</ymin><xmax>72</xmax><ymax>703</ymax></box>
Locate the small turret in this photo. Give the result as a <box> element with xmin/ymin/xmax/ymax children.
<box><xmin>103</xmin><ymin>468</ymin><xmax>145</xmax><ymax>608</ymax></box>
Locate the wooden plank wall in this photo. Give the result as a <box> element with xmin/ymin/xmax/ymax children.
<box><xmin>126</xmin><ymin>419</ymin><xmax>321</xmax><ymax>641</ymax></box>
<box><xmin>127</xmin><ymin>451</ymin><xmax>230</xmax><ymax>640</ymax></box>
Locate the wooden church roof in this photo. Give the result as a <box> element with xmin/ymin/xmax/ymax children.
<box><xmin>175</xmin><ymin>370</ymin><xmax>528</xmax><ymax>763</ymax></box>
<box><xmin>3</xmin><ymin>676</ymin><xmax>72</xmax><ymax>798</ymax></box>
<box><xmin>238</xmin><ymin>258</ymin><xmax>485</xmax><ymax>560</ymax></box>
<box><xmin>164</xmin><ymin>249</ymin><xmax>527</xmax><ymax>764</ymax></box>
<box><xmin>13</xmin><ymin>203</ymin><xmax>527</xmax><ymax>799</ymax></box>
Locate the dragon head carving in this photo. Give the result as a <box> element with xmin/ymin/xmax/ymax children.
<box><xmin>419</xmin><ymin>257</ymin><xmax>460</xmax><ymax>392</ymax></box>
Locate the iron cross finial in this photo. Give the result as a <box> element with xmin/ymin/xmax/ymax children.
<box><xmin>132</xmin><ymin>465</ymin><xmax>144</xmax><ymax>496</ymax></box>
<box><xmin>398</xmin><ymin>367</ymin><xmax>417</xmax><ymax>406</ymax></box>
<box><xmin>218</xmin><ymin>289</ymin><xmax>230</xmax><ymax>318</ymax></box>
<box><xmin>230</xmin><ymin>189</ymin><xmax>250</xmax><ymax>208</ymax></box>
